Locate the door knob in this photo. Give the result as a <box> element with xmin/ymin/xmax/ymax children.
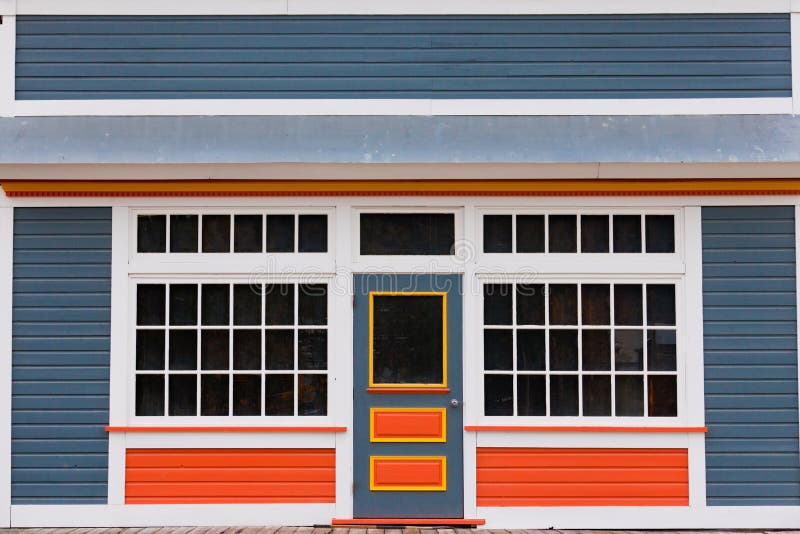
<box><xmin>450</xmin><ymin>399</ymin><xmax>460</xmax><ymax>408</ymax></box>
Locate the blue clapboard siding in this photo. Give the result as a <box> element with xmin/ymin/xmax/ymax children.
<box><xmin>11</xmin><ymin>207</ymin><xmax>111</xmax><ymax>504</ymax></box>
<box><xmin>702</xmin><ymin>206</ymin><xmax>800</xmax><ymax>506</ymax></box>
<box><xmin>15</xmin><ymin>14</ymin><xmax>791</xmax><ymax>100</ymax></box>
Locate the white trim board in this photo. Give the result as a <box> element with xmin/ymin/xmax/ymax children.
<box><xmin>0</xmin><ymin>207</ymin><xmax>13</xmax><ymax>528</ymax></box>
<box><xmin>793</xmin><ymin>13</ymin><xmax>800</xmax><ymax>115</ymax></box>
<box><xmin>0</xmin><ymin>15</ymin><xmax>14</xmax><ymax>118</ymax></box>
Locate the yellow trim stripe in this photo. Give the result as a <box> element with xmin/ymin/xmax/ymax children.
<box><xmin>369</xmin><ymin>456</ymin><xmax>447</xmax><ymax>492</ymax></box>
<box><xmin>369</xmin><ymin>407</ymin><xmax>447</xmax><ymax>443</ymax></box>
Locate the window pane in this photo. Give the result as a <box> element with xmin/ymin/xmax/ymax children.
<box><xmin>201</xmin><ymin>374</ymin><xmax>229</xmax><ymax>416</ymax></box>
<box><xmin>517</xmin><ymin>375</ymin><xmax>546</xmax><ymax>416</ymax></box>
<box><xmin>484</xmin><ymin>330</ymin><xmax>513</xmax><ymax>371</ymax></box>
<box><xmin>582</xmin><ymin>330</ymin><xmax>611</xmax><ymax>371</ymax></box>
<box><xmin>136</xmin><ymin>375</ymin><xmax>164</xmax><ymax>416</ymax></box>
<box><xmin>647</xmin><ymin>285</ymin><xmax>676</xmax><ymax>326</ymax></box>
<box><xmin>549</xmin><ymin>284</ymin><xmax>578</xmax><ymax>325</ymax></box>
<box><xmin>265</xmin><ymin>330</ymin><xmax>294</xmax><ymax>371</ymax></box>
<box><xmin>137</xmin><ymin>215</ymin><xmax>166</xmax><ymax>253</ymax></box>
<box><xmin>170</xmin><ymin>214</ymin><xmax>198</xmax><ymax>253</ymax></box>
<box><xmin>234</xmin><ymin>214</ymin><xmax>263</xmax><ymax>253</ymax></box>
<box><xmin>299</xmin><ymin>329</ymin><xmax>327</xmax><ymax>370</ymax></box>
<box><xmin>582</xmin><ymin>284</ymin><xmax>610</xmax><ymax>325</ymax></box>
<box><xmin>483</xmin><ymin>215</ymin><xmax>512</xmax><ymax>253</ymax></box>
<box><xmin>648</xmin><ymin>330</ymin><xmax>677</xmax><ymax>372</ymax></box>
<box><xmin>646</xmin><ymin>215</ymin><xmax>675</xmax><ymax>253</ymax></box>
<box><xmin>484</xmin><ymin>374</ymin><xmax>513</xmax><ymax>415</ymax></box>
<box><xmin>615</xmin><ymin>329</ymin><xmax>643</xmax><ymax>371</ymax></box>
<box><xmin>265</xmin><ymin>284</ymin><xmax>294</xmax><ymax>326</ymax></box>
<box><xmin>372</xmin><ymin>295</ymin><xmax>444</xmax><ymax>385</ymax></box>
<box><xmin>483</xmin><ymin>284</ymin><xmax>512</xmax><ymax>325</ymax></box>
<box><xmin>169</xmin><ymin>284</ymin><xmax>197</xmax><ymax>326</ymax></box>
<box><xmin>265</xmin><ymin>374</ymin><xmax>294</xmax><ymax>415</ymax></box>
<box><xmin>648</xmin><ymin>375</ymin><xmax>678</xmax><ymax>417</ymax></box>
<box><xmin>299</xmin><ymin>284</ymin><xmax>327</xmax><ymax>326</ymax></box>
<box><xmin>137</xmin><ymin>284</ymin><xmax>165</xmax><ymax>326</ymax></box>
<box><xmin>201</xmin><ymin>284</ymin><xmax>230</xmax><ymax>326</ymax></box>
<box><xmin>202</xmin><ymin>215</ymin><xmax>230</xmax><ymax>253</ymax></box>
<box><xmin>517</xmin><ymin>215</ymin><xmax>545</xmax><ymax>253</ymax></box>
<box><xmin>614</xmin><ymin>284</ymin><xmax>643</xmax><ymax>326</ymax></box>
<box><xmin>517</xmin><ymin>330</ymin><xmax>546</xmax><ymax>371</ymax></box>
<box><xmin>136</xmin><ymin>330</ymin><xmax>165</xmax><ymax>371</ymax></box>
<box><xmin>234</xmin><ymin>284</ymin><xmax>262</xmax><ymax>326</ymax></box>
<box><xmin>168</xmin><ymin>374</ymin><xmax>197</xmax><ymax>416</ymax></box>
<box><xmin>266</xmin><ymin>214</ymin><xmax>295</xmax><ymax>253</ymax></box>
<box><xmin>169</xmin><ymin>330</ymin><xmax>197</xmax><ymax>371</ymax></box>
<box><xmin>517</xmin><ymin>284</ymin><xmax>545</xmax><ymax>325</ymax></box>
<box><xmin>299</xmin><ymin>214</ymin><xmax>328</xmax><ymax>253</ymax></box>
<box><xmin>233</xmin><ymin>374</ymin><xmax>261</xmax><ymax>416</ymax></box>
<box><xmin>581</xmin><ymin>215</ymin><xmax>609</xmax><ymax>253</ymax></box>
<box><xmin>548</xmin><ymin>215</ymin><xmax>577</xmax><ymax>253</ymax></box>
<box><xmin>201</xmin><ymin>330</ymin><xmax>229</xmax><ymax>370</ymax></box>
<box><xmin>615</xmin><ymin>375</ymin><xmax>644</xmax><ymax>416</ymax></box>
<box><xmin>233</xmin><ymin>330</ymin><xmax>261</xmax><ymax>370</ymax></box>
<box><xmin>299</xmin><ymin>374</ymin><xmax>327</xmax><ymax>416</ymax></box>
<box><xmin>613</xmin><ymin>215</ymin><xmax>642</xmax><ymax>253</ymax></box>
<box><xmin>583</xmin><ymin>375</ymin><xmax>611</xmax><ymax>416</ymax></box>
<box><xmin>360</xmin><ymin>213</ymin><xmax>455</xmax><ymax>255</ymax></box>
<box><xmin>550</xmin><ymin>330</ymin><xmax>578</xmax><ymax>371</ymax></box>
<box><xmin>550</xmin><ymin>375</ymin><xmax>579</xmax><ymax>416</ymax></box>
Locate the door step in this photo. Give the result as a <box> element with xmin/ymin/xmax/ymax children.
<box><xmin>331</xmin><ymin>518</ymin><xmax>486</xmax><ymax>527</ymax></box>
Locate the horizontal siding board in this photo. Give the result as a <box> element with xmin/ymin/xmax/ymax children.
<box><xmin>13</xmin><ymin>454</ymin><xmax>111</xmax><ymax>468</ymax></box>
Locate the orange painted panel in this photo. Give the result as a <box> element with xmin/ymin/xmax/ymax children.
<box><xmin>371</xmin><ymin>457</ymin><xmax>446</xmax><ymax>491</ymax></box>
<box><xmin>476</xmin><ymin>448</ymin><xmax>688</xmax><ymax>507</ymax></box>
<box><xmin>125</xmin><ymin>448</ymin><xmax>335</xmax><ymax>504</ymax></box>
<box><xmin>372</xmin><ymin>409</ymin><xmax>445</xmax><ymax>442</ymax></box>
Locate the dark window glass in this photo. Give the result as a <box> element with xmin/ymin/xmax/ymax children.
<box><xmin>484</xmin><ymin>375</ymin><xmax>513</xmax><ymax>416</ymax></box>
<box><xmin>517</xmin><ymin>215</ymin><xmax>545</xmax><ymax>253</ymax></box>
<box><xmin>136</xmin><ymin>330</ymin><xmax>165</xmax><ymax>370</ymax></box>
<box><xmin>267</xmin><ymin>214</ymin><xmax>295</xmax><ymax>253</ymax></box>
<box><xmin>550</xmin><ymin>330</ymin><xmax>578</xmax><ymax>371</ymax></box>
<box><xmin>483</xmin><ymin>284</ymin><xmax>512</xmax><ymax>325</ymax></box>
<box><xmin>647</xmin><ymin>285</ymin><xmax>676</xmax><ymax>326</ymax></box>
<box><xmin>265</xmin><ymin>284</ymin><xmax>294</xmax><ymax>326</ymax></box>
<box><xmin>648</xmin><ymin>330</ymin><xmax>677</xmax><ymax>372</ymax></box>
<box><xmin>170</xmin><ymin>214</ymin><xmax>198</xmax><ymax>253</ymax></box>
<box><xmin>517</xmin><ymin>375</ymin><xmax>546</xmax><ymax>416</ymax></box>
<box><xmin>581</xmin><ymin>215</ymin><xmax>609</xmax><ymax>253</ymax></box>
<box><xmin>299</xmin><ymin>329</ymin><xmax>327</xmax><ymax>370</ymax></box>
<box><xmin>615</xmin><ymin>375</ymin><xmax>644</xmax><ymax>416</ymax></box>
<box><xmin>582</xmin><ymin>284</ymin><xmax>610</xmax><ymax>325</ymax></box>
<box><xmin>615</xmin><ymin>329</ymin><xmax>643</xmax><ymax>371</ymax></box>
<box><xmin>135</xmin><ymin>375</ymin><xmax>164</xmax><ymax>416</ymax></box>
<box><xmin>517</xmin><ymin>284</ymin><xmax>545</xmax><ymax>325</ymax></box>
<box><xmin>169</xmin><ymin>330</ymin><xmax>197</xmax><ymax>371</ymax></box>
<box><xmin>549</xmin><ymin>284</ymin><xmax>578</xmax><ymax>325</ymax></box>
<box><xmin>265</xmin><ymin>330</ymin><xmax>294</xmax><ymax>370</ymax></box>
<box><xmin>299</xmin><ymin>374</ymin><xmax>327</xmax><ymax>416</ymax></box>
<box><xmin>517</xmin><ymin>330</ymin><xmax>546</xmax><ymax>371</ymax></box>
<box><xmin>613</xmin><ymin>215</ymin><xmax>642</xmax><ymax>253</ymax></box>
<box><xmin>168</xmin><ymin>374</ymin><xmax>197</xmax><ymax>416</ymax></box>
<box><xmin>201</xmin><ymin>284</ymin><xmax>229</xmax><ymax>326</ymax></box>
<box><xmin>169</xmin><ymin>284</ymin><xmax>197</xmax><ymax>326</ymax></box>
<box><xmin>137</xmin><ymin>284</ymin><xmax>165</xmax><ymax>326</ymax></box>
<box><xmin>265</xmin><ymin>374</ymin><xmax>294</xmax><ymax>415</ymax></box>
<box><xmin>548</xmin><ymin>215</ymin><xmax>577</xmax><ymax>253</ymax></box>
<box><xmin>372</xmin><ymin>295</ymin><xmax>444</xmax><ymax>385</ymax></box>
<box><xmin>202</xmin><ymin>215</ymin><xmax>230</xmax><ymax>253</ymax></box>
<box><xmin>645</xmin><ymin>215</ymin><xmax>675</xmax><ymax>253</ymax></box>
<box><xmin>582</xmin><ymin>330</ymin><xmax>611</xmax><ymax>371</ymax></box>
<box><xmin>201</xmin><ymin>330</ymin><xmax>229</xmax><ymax>370</ymax></box>
<box><xmin>298</xmin><ymin>215</ymin><xmax>328</xmax><ymax>253</ymax></box>
<box><xmin>484</xmin><ymin>330</ymin><xmax>513</xmax><ymax>371</ymax></box>
<box><xmin>483</xmin><ymin>215</ymin><xmax>512</xmax><ymax>253</ymax></box>
<box><xmin>137</xmin><ymin>215</ymin><xmax>166</xmax><ymax>253</ymax></box>
<box><xmin>550</xmin><ymin>375</ymin><xmax>579</xmax><ymax>416</ymax></box>
<box><xmin>234</xmin><ymin>214</ymin><xmax>263</xmax><ymax>253</ymax></box>
<box><xmin>648</xmin><ymin>375</ymin><xmax>678</xmax><ymax>417</ymax></box>
<box><xmin>234</xmin><ymin>284</ymin><xmax>262</xmax><ymax>326</ymax></box>
<box><xmin>360</xmin><ymin>213</ymin><xmax>455</xmax><ymax>255</ymax></box>
<box><xmin>233</xmin><ymin>330</ymin><xmax>261</xmax><ymax>370</ymax></box>
<box><xmin>299</xmin><ymin>284</ymin><xmax>327</xmax><ymax>326</ymax></box>
<box><xmin>583</xmin><ymin>375</ymin><xmax>611</xmax><ymax>416</ymax></box>
<box><xmin>233</xmin><ymin>374</ymin><xmax>261</xmax><ymax>416</ymax></box>
<box><xmin>201</xmin><ymin>374</ymin><xmax>229</xmax><ymax>416</ymax></box>
<box><xmin>614</xmin><ymin>284</ymin><xmax>643</xmax><ymax>326</ymax></box>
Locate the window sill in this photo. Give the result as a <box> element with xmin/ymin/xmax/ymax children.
<box><xmin>464</xmin><ymin>425</ymin><xmax>707</xmax><ymax>433</ymax></box>
<box><xmin>106</xmin><ymin>425</ymin><xmax>347</xmax><ymax>433</ymax></box>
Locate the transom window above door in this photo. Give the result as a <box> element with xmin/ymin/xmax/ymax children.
<box><xmin>359</xmin><ymin>212</ymin><xmax>456</xmax><ymax>255</ymax></box>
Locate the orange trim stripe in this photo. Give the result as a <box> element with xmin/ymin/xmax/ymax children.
<box><xmin>107</xmin><ymin>426</ymin><xmax>346</xmax><ymax>433</ymax></box>
<box><xmin>332</xmin><ymin>519</ymin><xmax>486</xmax><ymax>526</ymax></box>
<box><xmin>465</xmin><ymin>425</ymin><xmax>707</xmax><ymax>433</ymax></box>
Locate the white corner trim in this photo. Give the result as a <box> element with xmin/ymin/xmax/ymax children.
<box><xmin>0</xmin><ymin>1</ymin><xmax>14</xmax><ymax>16</ymax></box>
<box><xmin>0</xmin><ymin>207</ymin><xmax>12</xmax><ymax>528</ymax></box>
<box><xmin>793</xmin><ymin>0</ymin><xmax>800</xmax><ymax>12</ymax></box>
<box><xmin>0</xmin><ymin>15</ymin><xmax>14</xmax><ymax>118</ymax></box>
<box><xmin>793</xmin><ymin>14</ymin><xmax>800</xmax><ymax>114</ymax></box>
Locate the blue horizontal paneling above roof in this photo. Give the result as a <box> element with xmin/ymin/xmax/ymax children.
<box><xmin>702</xmin><ymin>206</ymin><xmax>800</xmax><ymax>506</ymax></box>
<box><xmin>14</xmin><ymin>14</ymin><xmax>791</xmax><ymax>100</ymax></box>
<box><xmin>11</xmin><ymin>207</ymin><xmax>111</xmax><ymax>504</ymax></box>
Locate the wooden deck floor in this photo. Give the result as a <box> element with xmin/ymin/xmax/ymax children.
<box><xmin>1</xmin><ymin>529</ymin><xmax>798</xmax><ymax>534</ymax></box>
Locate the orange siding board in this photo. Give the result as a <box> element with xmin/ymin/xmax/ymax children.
<box><xmin>126</xmin><ymin>449</ymin><xmax>335</xmax><ymax>468</ymax></box>
<box><xmin>478</xmin><ymin>467</ymin><xmax>688</xmax><ymax>484</ymax></box>
<box><xmin>478</xmin><ymin>496</ymin><xmax>689</xmax><ymax>507</ymax></box>
<box><xmin>127</xmin><ymin>496</ymin><xmax>336</xmax><ymax>504</ymax></box>
<box><xmin>477</xmin><ymin>448</ymin><xmax>688</xmax><ymax>468</ymax></box>
<box><xmin>126</xmin><ymin>466</ymin><xmax>336</xmax><ymax>483</ymax></box>
<box><xmin>373</xmin><ymin>411</ymin><xmax>444</xmax><ymax>440</ymax></box>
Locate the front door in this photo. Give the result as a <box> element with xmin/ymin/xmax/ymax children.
<box><xmin>353</xmin><ymin>273</ymin><xmax>463</xmax><ymax>519</ymax></box>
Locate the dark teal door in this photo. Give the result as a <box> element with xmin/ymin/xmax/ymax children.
<box><xmin>353</xmin><ymin>274</ymin><xmax>463</xmax><ymax>519</ymax></box>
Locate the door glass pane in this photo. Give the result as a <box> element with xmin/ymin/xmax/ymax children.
<box><xmin>360</xmin><ymin>213</ymin><xmax>455</xmax><ymax>255</ymax></box>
